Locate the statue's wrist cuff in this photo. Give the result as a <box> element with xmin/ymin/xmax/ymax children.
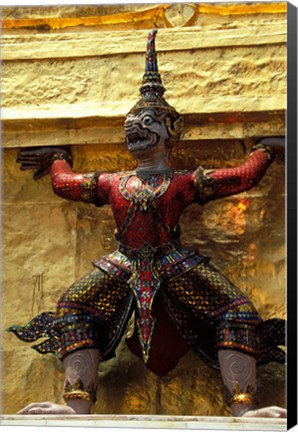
<box><xmin>231</xmin><ymin>392</ymin><xmax>256</xmax><ymax>405</ymax></box>
<box><xmin>63</xmin><ymin>378</ymin><xmax>97</xmax><ymax>403</ymax></box>
<box><xmin>250</xmin><ymin>143</ymin><xmax>273</xmax><ymax>160</ymax></box>
<box><xmin>63</xmin><ymin>390</ymin><xmax>91</xmax><ymax>402</ymax></box>
<box><xmin>51</xmin><ymin>152</ymin><xmax>73</xmax><ymax>167</ymax></box>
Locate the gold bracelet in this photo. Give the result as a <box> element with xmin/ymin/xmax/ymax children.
<box><xmin>63</xmin><ymin>390</ymin><xmax>91</xmax><ymax>402</ymax></box>
<box><xmin>231</xmin><ymin>392</ymin><xmax>255</xmax><ymax>405</ymax></box>
<box><xmin>63</xmin><ymin>378</ymin><xmax>93</xmax><ymax>402</ymax></box>
<box><xmin>230</xmin><ymin>383</ymin><xmax>256</xmax><ymax>406</ymax></box>
<box><xmin>250</xmin><ymin>143</ymin><xmax>273</xmax><ymax>159</ymax></box>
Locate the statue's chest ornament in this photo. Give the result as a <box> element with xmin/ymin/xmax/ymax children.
<box><xmin>119</xmin><ymin>174</ymin><xmax>171</xmax><ymax>213</ymax></box>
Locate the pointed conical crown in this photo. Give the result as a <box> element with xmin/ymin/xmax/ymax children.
<box><xmin>128</xmin><ymin>30</ymin><xmax>179</xmax><ymax>115</ymax></box>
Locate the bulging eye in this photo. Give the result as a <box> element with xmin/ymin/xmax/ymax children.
<box><xmin>142</xmin><ymin>116</ymin><xmax>154</xmax><ymax>125</ymax></box>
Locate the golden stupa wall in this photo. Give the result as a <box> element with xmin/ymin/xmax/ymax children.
<box><xmin>2</xmin><ymin>3</ymin><xmax>286</xmax><ymax>416</ymax></box>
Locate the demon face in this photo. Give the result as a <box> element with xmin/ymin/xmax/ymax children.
<box><xmin>124</xmin><ymin>108</ymin><xmax>170</xmax><ymax>153</ymax></box>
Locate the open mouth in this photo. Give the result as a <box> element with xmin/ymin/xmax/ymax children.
<box><xmin>126</xmin><ymin>134</ymin><xmax>157</xmax><ymax>152</ymax></box>
<box><xmin>125</xmin><ymin>124</ymin><xmax>158</xmax><ymax>151</ymax></box>
<box><xmin>126</xmin><ymin>132</ymin><xmax>148</xmax><ymax>145</ymax></box>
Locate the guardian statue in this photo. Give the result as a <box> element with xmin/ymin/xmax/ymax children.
<box><xmin>9</xmin><ymin>30</ymin><xmax>286</xmax><ymax>418</ymax></box>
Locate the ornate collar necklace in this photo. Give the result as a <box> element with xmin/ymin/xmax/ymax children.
<box><xmin>119</xmin><ymin>171</ymin><xmax>172</xmax><ymax>212</ymax></box>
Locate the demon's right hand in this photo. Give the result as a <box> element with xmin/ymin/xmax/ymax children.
<box><xmin>17</xmin><ymin>147</ymin><xmax>72</xmax><ymax>180</ymax></box>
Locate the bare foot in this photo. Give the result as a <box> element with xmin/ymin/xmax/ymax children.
<box><xmin>242</xmin><ymin>406</ymin><xmax>287</xmax><ymax>418</ymax></box>
<box><xmin>17</xmin><ymin>402</ymin><xmax>76</xmax><ymax>415</ymax></box>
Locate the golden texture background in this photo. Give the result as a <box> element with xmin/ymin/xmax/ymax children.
<box><xmin>2</xmin><ymin>3</ymin><xmax>286</xmax><ymax>416</ymax></box>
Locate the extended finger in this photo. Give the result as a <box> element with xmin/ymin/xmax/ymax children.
<box><xmin>17</xmin><ymin>148</ymin><xmax>43</xmax><ymax>155</ymax></box>
<box><xmin>17</xmin><ymin>155</ymin><xmax>40</xmax><ymax>163</ymax></box>
<box><xmin>33</xmin><ymin>169</ymin><xmax>49</xmax><ymax>180</ymax></box>
<box><xmin>17</xmin><ymin>150</ymin><xmax>39</xmax><ymax>155</ymax></box>
<box><xmin>19</xmin><ymin>160</ymin><xmax>40</xmax><ymax>166</ymax></box>
<box><xmin>20</xmin><ymin>164</ymin><xmax>40</xmax><ymax>170</ymax></box>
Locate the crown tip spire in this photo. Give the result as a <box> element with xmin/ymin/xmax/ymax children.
<box><xmin>146</xmin><ymin>29</ymin><xmax>158</xmax><ymax>62</ymax></box>
<box><xmin>141</xmin><ymin>29</ymin><xmax>164</xmax><ymax>95</ymax></box>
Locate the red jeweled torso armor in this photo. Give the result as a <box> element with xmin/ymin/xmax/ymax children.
<box><xmin>47</xmin><ymin>147</ymin><xmax>274</xmax><ymax>364</ymax></box>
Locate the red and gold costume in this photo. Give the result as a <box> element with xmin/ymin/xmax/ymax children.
<box><xmin>9</xmin><ymin>146</ymin><xmax>285</xmax><ymax>376</ymax></box>
<box><xmin>9</xmin><ymin>30</ymin><xmax>285</xmax><ymax>379</ymax></box>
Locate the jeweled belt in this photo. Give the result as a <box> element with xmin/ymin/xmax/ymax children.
<box><xmin>118</xmin><ymin>241</ymin><xmax>179</xmax><ymax>261</ymax></box>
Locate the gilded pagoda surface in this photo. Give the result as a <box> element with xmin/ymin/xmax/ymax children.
<box><xmin>2</xmin><ymin>3</ymin><xmax>286</xmax><ymax>416</ymax></box>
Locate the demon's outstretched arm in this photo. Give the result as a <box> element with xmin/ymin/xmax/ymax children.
<box><xmin>16</xmin><ymin>146</ymin><xmax>109</xmax><ymax>206</ymax></box>
<box><xmin>194</xmin><ymin>137</ymin><xmax>284</xmax><ymax>204</ymax></box>
<box><xmin>50</xmin><ymin>159</ymin><xmax>104</xmax><ymax>205</ymax></box>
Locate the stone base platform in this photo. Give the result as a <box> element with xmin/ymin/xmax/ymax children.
<box><xmin>0</xmin><ymin>414</ymin><xmax>287</xmax><ymax>430</ymax></box>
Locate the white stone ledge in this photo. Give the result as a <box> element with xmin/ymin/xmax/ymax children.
<box><xmin>0</xmin><ymin>414</ymin><xmax>287</xmax><ymax>430</ymax></box>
